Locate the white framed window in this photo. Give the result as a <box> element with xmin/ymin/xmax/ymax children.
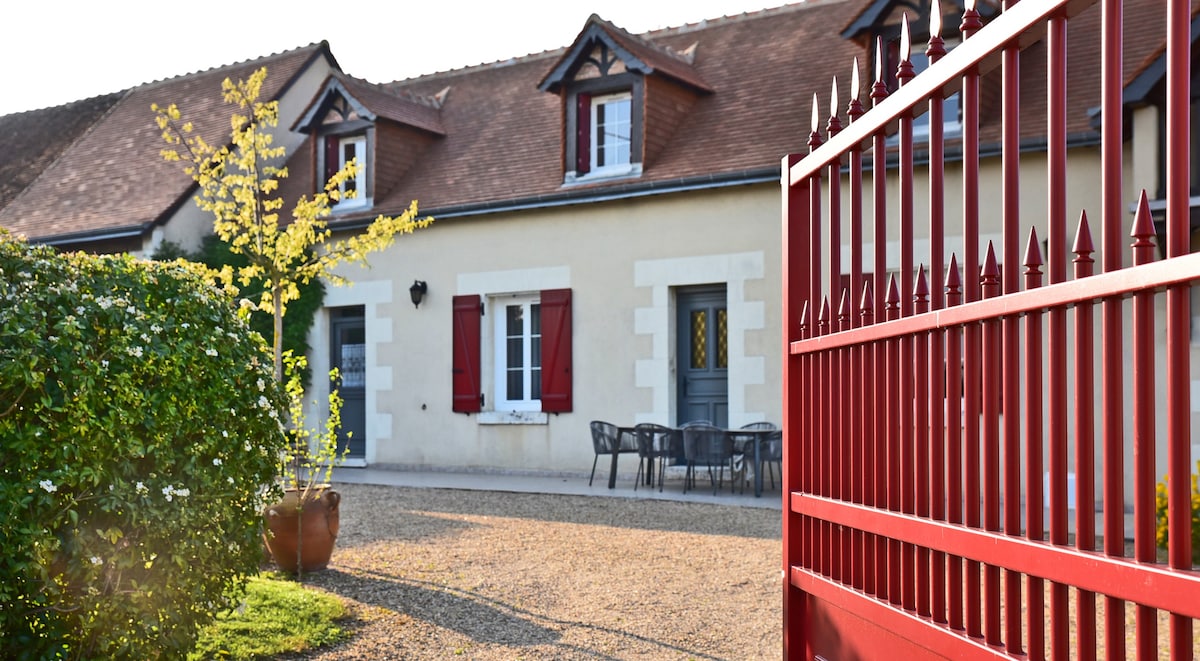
<box><xmin>492</xmin><ymin>295</ymin><xmax>542</xmax><ymax>411</ymax></box>
<box><xmin>591</xmin><ymin>92</ymin><xmax>632</xmax><ymax>173</ymax></box>
<box><xmin>335</xmin><ymin>135</ymin><xmax>367</xmax><ymax>209</ymax></box>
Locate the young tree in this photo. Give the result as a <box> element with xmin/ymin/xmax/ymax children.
<box><xmin>153</xmin><ymin>67</ymin><xmax>431</xmax><ymax>380</ymax></box>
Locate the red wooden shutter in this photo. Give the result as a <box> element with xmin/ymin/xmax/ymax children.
<box><xmin>540</xmin><ymin>288</ymin><xmax>572</xmax><ymax>413</ymax></box>
<box><xmin>452</xmin><ymin>294</ymin><xmax>482</xmax><ymax>413</ymax></box>
<box><xmin>575</xmin><ymin>94</ymin><xmax>591</xmax><ymax>175</ymax></box>
<box><xmin>324</xmin><ymin>135</ymin><xmax>340</xmax><ymax>186</ymax></box>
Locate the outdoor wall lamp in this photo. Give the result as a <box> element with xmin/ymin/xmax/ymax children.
<box><xmin>409</xmin><ymin>280</ymin><xmax>427</xmax><ymax>308</ymax></box>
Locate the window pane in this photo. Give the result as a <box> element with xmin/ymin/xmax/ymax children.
<box><xmin>717</xmin><ymin>308</ymin><xmax>728</xmax><ymax>369</ymax></box>
<box><xmin>531</xmin><ymin>367</ymin><xmax>541</xmax><ymax>400</ymax></box>
<box><xmin>594</xmin><ymin>96</ymin><xmax>631</xmax><ymax>168</ymax></box>
<box><xmin>342</xmin><ymin>142</ymin><xmax>357</xmax><ymax>194</ymax></box>
<box><xmin>506</xmin><ymin>305</ymin><xmax>523</xmax><ymax>335</ymax></box>
<box><xmin>507</xmin><ymin>337</ymin><xmax>523</xmax><ymax>368</ymax></box>
<box><xmin>507</xmin><ymin>370</ymin><xmax>523</xmax><ymax>400</ymax></box>
<box><xmin>691</xmin><ymin>310</ymin><xmax>708</xmax><ymax>369</ymax></box>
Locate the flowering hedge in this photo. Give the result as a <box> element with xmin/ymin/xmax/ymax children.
<box><xmin>0</xmin><ymin>233</ymin><xmax>289</xmax><ymax>658</ymax></box>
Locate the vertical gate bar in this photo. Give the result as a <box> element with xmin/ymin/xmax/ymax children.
<box><xmin>1164</xmin><ymin>0</ymin><xmax>1194</xmax><ymax>655</ymax></box>
<box><xmin>1023</xmin><ymin>230</ymin><xmax>1046</xmax><ymax>661</ymax></box>
<box><xmin>897</xmin><ymin>14</ymin><xmax>915</xmax><ymax>319</ymax></box>
<box><xmin>861</xmin><ymin>284</ymin><xmax>877</xmax><ymax>597</ymax></box>
<box><xmin>901</xmin><ymin>320</ymin><xmax>916</xmax><ymax>612</ymax></box>
<box><xmin>828</xmin><ymin>86</ymin><xmax>849</xmax><ymax>591</ymax></box>
<box><xmin>837</xmin><ymin>293</ymin><xmax>851</xmax><ymax>588</ymax></box>
<box><xmin>959</xmin><ymin>3</ymin><xmax>984</xmax><ymax>641</ymax></box>
<box><xmin>849</xmin><ymin>299</ymin><xmax>863</xmax><ymax>593</ymax></box>
<box><xmin>1130</xmin><ymin>194</ymin><xmax>1157</xmax><ymax>660</ymax></box>
<box><xmin>801</xmin><ymin>302</ymin><xmax>814</xmax><ymax>577</ymax></box>
<box><xmin>818</xmin><ymin>298</ymin><xmax>831</xmax><ymax>579</ymax></box>
<box><xmin>925</xmin><ymin>12</ymin><xmax>949</xmax><ymax>625</ymax></box>
<box><xmin>1072</xmin><ymin>215</ymin><xmax>1097</xmax><ymax>661</ymax></box>
<box><xmin>915</xmin><ymin>269</ymin><xmax>931</xmax><ymax>618</ymax></box>
<box><xmin>886</xmin><ymin>279</ymin><xmax>902</xmax><ymax>606</ymax></box>
<box><xmin>871</xmin><ymin>46</ymin><xmax>891</xmax><ymax>603</ymax></box>
<box><xmin>981</xmin><ymin>246</ymin><xmax>1003</xmax><ymax>647</ymax></box>
<box><xmin>807</xmin><ymin>109</ymin><xmax>825</xmax><ymax>584</ymax></box>
<box><xmin>872</xmin><ymin>37</ymin><xmax>890</xmax><ymax>323</ymax></box>
<box><xmin>945</xmin><ymin>258</ymin><xmax>964</xmax><ymax>631</ymax></box>
<box><xmin>1045</xmin><ymin>13</ymin><xmax>1070</xmax><ymax>659</ymax></box>
<box><xmin>847</xmin><ymin>72</ymin><xmax>867</xmax><ymax>596</ymax></box>
<box><xmin>781</xmin><ymin>153</ymin><xmax>809</xmax><ymax>657</ymax></box>
<box><xmin>1098</xmin><ymin>0</ymin><xmax>1126</xmax><ymax>655</ymax></box>
<box><xmin>999</xmin><ymin>2</ymin><xmax>1024</xmax><ymax>655</ymax></box>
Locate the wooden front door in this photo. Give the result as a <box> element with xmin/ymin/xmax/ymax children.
<box><xmin>330</xmin><ymin>307</ymin><xmax>366</xmax><ymax>460</ymax></box>
<box><xmin>676</xmin><ymin>286</ymin><xmax>728</xmax><ymax>428</ymax></box>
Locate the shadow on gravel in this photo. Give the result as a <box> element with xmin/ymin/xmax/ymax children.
<box><xmin>332</xmin><ymin>507</ymin><xmax>478</xmax><ymax>546</ymax></box>
<box><xmin>336</xmin><ymin>484</ymin><xmax>781</xmax><ymax>541</ymax></box>
<box><xmin>312</xmin><ymin>566</ymin><xmax>728</xmax><ymax>660</ymax></box>
<box><xmin>309</xmin><ymin>568</ymin><xmax>560</xmax><ymax>648</ymax></box>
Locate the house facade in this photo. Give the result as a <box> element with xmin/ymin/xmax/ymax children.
<box><xmin>1</xmin><ymin>0</ymin><xmax>1192</xmax><ymax>482</ymax></box>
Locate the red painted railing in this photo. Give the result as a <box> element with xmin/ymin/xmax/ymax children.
<box><xmin>782</xmin><ymin>0</ymin><xmax>1200</xmax><ymax>658</ymax></box>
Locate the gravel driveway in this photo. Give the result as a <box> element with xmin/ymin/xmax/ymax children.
<box><xmin>291</xmin><ymin>482</ymin><xmax>783</xmax><ymax>660</ymax></box>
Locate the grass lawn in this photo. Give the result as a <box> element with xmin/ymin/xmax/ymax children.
<box><xmin>189</xmin><ymin>573</ymin><xmax>350</xmax><ymax>660</ymax></box>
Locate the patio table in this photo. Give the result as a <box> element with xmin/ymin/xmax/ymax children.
<box><xmin>725</xmin><ymin>428</ymin><xmax>775</xmax><ymax>498</ymax></box>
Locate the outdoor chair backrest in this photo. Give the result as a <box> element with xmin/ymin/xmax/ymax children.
<box><xmin>740</xmin><ymin>421</ymin><xmax>777</xmax><ymax>431</ymax></box>
<box><xmin>681</xmin><ymin>423</ymin><xmax>732</xmax><ymax>466</ymax></box>
<box><xmin>763</xmin><ymin>429</ymin><xmax>783</xmax><ymax>461</ymax></box>
<box><xmin>634</xmin><ymin>423</ymin><xmax>677</xmax><ymax>457</ymax></box>
<box><xmin>589</xmin><ymin>420</ymin><xmax>620</xmax><ymax>455</ymax></box>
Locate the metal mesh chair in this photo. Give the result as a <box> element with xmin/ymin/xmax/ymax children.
<box><xmin>734</xmin><ymin>422</ymin><xmax>778</xmax><ymax>492</ymax></box>
<box><xmin>588</xmin><ymin>420</ymin><xmax>637</xmax><ymax>486</ymax></box>
<box><xmin>634</xmin><ymin>423</ymin><xmax>679</xmax><ymax>492</ymax></box>
<box><xmin>760</xmin><ymin>429</ymin><xmax>783</xmax><ymax>489</ymax></box>
<box><xmin>681</xmin><ymin>422</ymin><xmax>735</xmax><ymax>495</ymax></box>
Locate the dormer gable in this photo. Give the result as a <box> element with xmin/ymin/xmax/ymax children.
<box><xmin>293</xmin><ymin>75</ymin><xmax>444</xmax><ymax>213</ymax></box>
<box><xmin>538</xmin><ymin>15</ymin><xmax>711</xmax><ymax>185</ymax></box>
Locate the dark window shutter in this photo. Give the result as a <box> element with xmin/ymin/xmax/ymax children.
<box><xmin>540</xmin><ymin>288</ymin><xmax>572</xmax><ymax>413</ymax></box>
<box><xmin>575</xmin><ymin>94</ymin><xmax>591</xmax><ymax>174</ymax></box>
<box><xmin>324</xmin><ymin>136</ymin><xmax>340</xmax><ymax>186</ymax></box>
<box><xmin>452</xmin><ymin>294</ymin><xmax>482</xmax><ymax>413</ymax></box>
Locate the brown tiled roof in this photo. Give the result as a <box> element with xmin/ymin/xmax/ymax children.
<box><xmin>329</xmin><ymin>74</ymin><xmax>445</xmax><ymax>135</ymax></box>
<box><xmin>0</xmin><ymin>92</ymin><xmax>124</xmax><ymax>211</ymax></box>
<box><xmin>352</xmin><ymin>0</ymin><xmax>864</xmax><ymax>220</ymax></box>
<box><xmin>0</xmin><ymin>43</ymin><xmax>334</xmax><ymax>244</ymax></box>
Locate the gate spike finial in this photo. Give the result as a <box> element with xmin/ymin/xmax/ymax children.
<box><xmin>847</xmin><ymin>58</ymin><xmax>865</xmax><ymax>121</ymax></box>
<box><xmin>818</xmin><ymin>295</ymin><xmax>831</xmax><ymax>333</ymax></box>
<box><xmin>1131</xmin><ymin>189</ymin><xmax>1157</xmax><ymax>265</ymax></box>
<box><xmin>914</xmin><ymin>265</ymin><xmax>930</xmax><ymax>313</ymax></box>
<box><xmin>927</xmin><ymin>0</ymin><xmax>947</xmax><ymax>62</ymax></box>
<box><xmin>885</xmin><ymin>274</ymin><xmax>901</xmax><ymax>320</ymax></box>
<box><xmin>945</xmin><ymin>254</ymin><xmax>962</xmax><ymax>305</ymax></box>
<box><xmin>837</xmin><ymin>287</ymin><xmax>851</xmax><ymax>328</ymax></box>
<box><xmin>897</xmin><ymin>14</ymin><xmax>915</xmax><ymax>86</ymax></box>
<box><xmin>799</xmin><ymin>300</ymin><xmax>810</xmax><ymax>334</ymax></box>
<box><xmin>1023</xmin><ymin>225</ymin><xmax>1044</xmax><ymax>271</ymax></box>
<box><xmin>1073</xmin><ymin>212</ymin><xmax>1094</xmax><ymax>278</ymax></box>
<box><xmin>981</xmin><ymin>241</ymin><xmax>1000</xmax><ymax>297</ymax></box>
<box><xmin>827</xmin><ymin>77</ymin><xmax>843</xmax><ymax>136</ymax></box>
<box><xmin>808</xmin><ymin>93</ymin><xmax>823</xmax><ymax>151</ymax></box>
<box><xmin>860</xmin><ymin>280</ymin><xmax>875</xmax><ymax>324</ymax></box>
<box><xmin>871</xmin><ymin>36</ymin><xmax>890</xmax><ymax>106</ymax></box>
<box><xmin>960</xmin><ymin>0</ymin><xmax>982</xmax><ymax>39</ymax></box>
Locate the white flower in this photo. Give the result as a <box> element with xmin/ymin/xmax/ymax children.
<box><xmin>227</xmin><ymin>476</ymin><xmax>236</xmax><ymax>485</ymax></box>
<box><xmin>126</xmin><ymin>346</ymin><xmax>143</xmax><ymax>358</ymax></box>
<box><xmin>256</xmin><ymin>379</ymin><xmax>265</xmax><ymax>392</ymax></box>
<box><xmin>181</xmin><ymin>322</ymin><xmax>190</xmax><ymax>329</ymax></box>
<box><xmin>90</xmin><ymin>556</ymin><xmax>102</xmax><ymax>566</ymax></box>
<box><xmin>135</xmin><ymin>482</ymin><xmax>147</xmax><ymax>495</ymax></box>
<box><xmin>206</xmin><ymin>348</ymin><xmax>218</xmax><ymax>357</ymax></box>
<box><xmin>257</xmin><ymin>395</ymin><xmax>269</xmax><ymax>409</ymax></box>
<box><xmin>222</xmin><ymin>430</ymin><xmax>229</xmax><ymax>438</ymax></box>
<box><xmin>212</xmin><ymin>458</ymin><xmax>222</xmax><ymax>466</ymax></box>
<box><xmin>244</xmin><ymin>441</ymin><xmax>253</xmax><ymax>452</ymax></box>
<box><xmin>100</xmin><ymin>359</ymin><xmax>109</xmax><ymax>369</ymax></box>
<box><xmin>39</xmin><ymin>480</ymin><xmax>56</xmax><ymax>493</ymax></box>
<box><xmin>162</xmin><ymin>486</ymin><xmax>174</xmax><ymax>502</ymax></box>
<box><xmin>175</xmin><ymin>487</ymin><xmax>190</xmax><ymax>498</ymax></box>
<box><xmin>150</xmin><ymin>324</ymin><xmax>163</xmax><ymax>333</ymax></box>
<box><xmin>126</xmin><ymin>305</ymin><xmax>137</xmax><ymax>315</ymax></box>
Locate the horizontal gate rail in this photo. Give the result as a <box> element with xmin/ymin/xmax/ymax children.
<box><xmin>790</xmin><ymin>249</ymin><xmax>1200</xmax><ymax>354</ymax></box>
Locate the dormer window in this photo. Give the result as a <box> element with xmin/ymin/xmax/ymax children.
<box><xmin>330</xmin><ymin>134</ymin><xmax>367</xmax><ymax>209</ymax></box>
<box><xmin>540</xmin><ymin>16</ymin><xmax>711</xmax><ymax>186</ymax></box>
<box><xmin>590</xmin><ymin>91</ymin><xmax>632</xmax><ymax>173</ymax></box>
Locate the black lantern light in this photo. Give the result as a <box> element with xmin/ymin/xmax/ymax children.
<box><xmin>409</xmin><ymin>280</ymin><xmax>427</xmax><ymax>308</ymax></box>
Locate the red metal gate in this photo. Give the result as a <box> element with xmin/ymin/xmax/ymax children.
<box><xmin>782</xmin><ymin>0</ymin><xmax>1200</xmax><ymax>658</ymax></box>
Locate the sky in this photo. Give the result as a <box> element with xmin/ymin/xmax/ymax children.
<box><xmin>2</xmin><ymin>0</ymin><xmax>787</xmax><ymax>117</ymax></box>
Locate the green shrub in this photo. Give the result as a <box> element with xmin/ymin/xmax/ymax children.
<box><xmin>1155</xmin><ymin>460</ymin><xmax>1200</xmax><ymax>566</ymax></box>
<box><xmin>0</xmin><ymin>232</ymin><xmax>289</xmax><ymax>658</ymax></box>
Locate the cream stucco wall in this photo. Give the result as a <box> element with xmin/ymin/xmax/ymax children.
<box><xmin>310</xmin><ymin>184</ymin><xmax>783</xmax><ymax>475</ymax></box>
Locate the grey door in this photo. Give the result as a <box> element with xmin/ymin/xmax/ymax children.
<box><xmin>676</xmin><ymin>286</ymin><xmax>728</xmax><ymax>428</ymax></box>
<box><xmin>330</xmin><ymin>308</ymin><xmax>366</xmax><ymax>460</ymax></box>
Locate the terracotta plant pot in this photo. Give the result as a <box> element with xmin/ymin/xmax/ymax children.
<box><xmin>263</xmin><ymin>486</ymin><xmax>340</xmax><ymax>573</ymax></box>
